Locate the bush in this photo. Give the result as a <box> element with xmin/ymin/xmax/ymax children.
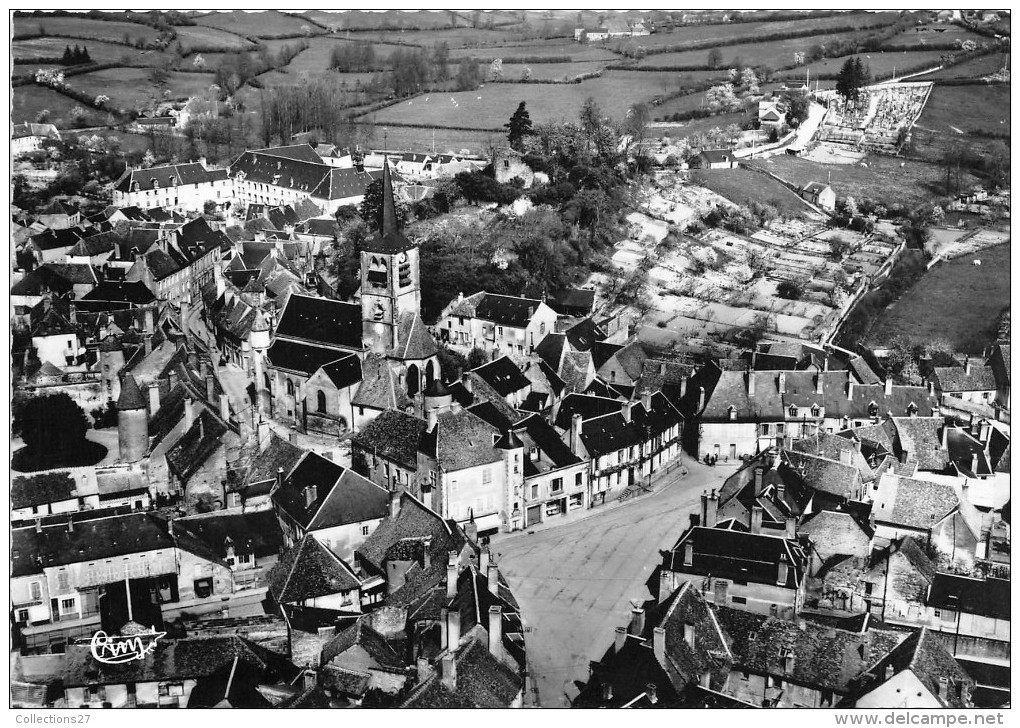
<box><xmin>777</xmin><ymin>280</ymin><xmax>804</xmax><ymax>300</ymax></box>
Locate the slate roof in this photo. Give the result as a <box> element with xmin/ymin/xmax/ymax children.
<box><xmin>392</xmin><ymin>312</ymin><xmax>438</xmax><ymax>360</ymax></box>
<box><xmin>273</xmin><ymin>293</ymin><xmax>362</xmax><ymax>350</ymax></box>
<box><xmin>29</xmin><ymin>226</ymin><xmax>83</xmax><ymax>251</ymax></box>
<box><xmin>927</xmin><ymin>574</ymin><xmax>1010</xmax><ymax>621</ymax></box>
<box><xmin>142</xmin><ymin>248</ymin><xmax>181</xmax><ymax>281</ymax></box>
<box><xmin>362</xmin><ymin>160</ymin><xmax>414</xmax><ymax>254</ymax></box>
<box><xmin>11</xmin><ymin>512</ymin><xmax>174</xmax><ymax>577</ymax></box>
<box><xmin>11</xmin><ymin>471</ymin><xmax>77</xmax><ymax>510</ymax></box>
<box><xmin>933</xmin><ymin>365</ymin><xmax>997</xmax><ymax>393</ymax></box>
<box><xmin>471</xmin><ymin>355</ymin><xmax>530</xmax><ymax>397</ymax></box>
<box><xmin>700</xmin><ymin>149</ymin><xmax>734</xmax><ymax>164</ymax></box>
<box><xmin>272</xmin><ymin>452</ymin><xmax>390</xmax><ymax>531</ymax></box>
<box><xmin>423</xmin><ymin>408</ymin><xmax>506</xmax><ymax>471</ymax></box>
<box><xmin>315</xmin><ymin>353</ymin><xmax>363</xmax><ymax>389</ymax></box>
<box><xmin>664</xmin><ymin>527</ymin><xmax>806</xmax><ymax>590</ymax></box>
<box><xmin>268</xmin><ymin>534</ymin><xmax>361</xmax><ymax>603</ymax></box>
<box><xmin>598</xmin><ymin>341</ymin><xmax>649</xmax><ymax>382</ymax></box>
<box><xmin>781</xmin><ymin>450</ymin><xmax>861</xmax><ymax>500</ymax></box>
<box><xmin>230</xmin><ymin>146</ymin><xmax>373</xmax><ymax>201</ymax></box>
<box><xmin>847</xmin><ymin>629</ymin><xmax>973</xmax><ymax>708</ymax></box>
<box><xmin>173</xmin><ymin>510</ymin><xmax>283</xmax><ymax>561</ymax></box>
<box><xmin>80</xmin><ymin>281</ymin><xmax>156</xmax><ymax>305</ymax></box>
<box><xmin>356</xmin><ymin>491</ymin><xmax>458</xmax><ymax>577</ymax></box>
<box><xmin>266</xmin><ymin>340</ymin><xmax>348</xmax><ymax>377</ymax></box>
<box><xmin>548</xmin><ymin>287</ymin><xmax>596</xmax><ymax>317</ymax></box>
<box><xmin>114</xmin><ymin>162</ymin><xmax>228</xmax><ymax>193</ymax></box>
<box><xmin>38</xmin><ymin>262</ymin><xmax>96</xmax><ymax>286</ymax></box>
<box><xmin>470</xmin><ymin>293</ymin><xmax>544</xmax><ymax>328</ymax></box>
<box><xmin>351</xmin><ymin>409</ymin><xmax>426</xmax><ymax>471</ymax></box>
<box><xmin>799</xmin><ymin>510</ymin><xmax>873</xmax><ymax>555</ymax></box>
<box><xmin>715</xmin><ymin>606</ymin><xmax>903</xmax><ymax>695</ymax></box>
<box><xmin>116</xmin><ymin>373</ymin><xmax>148</xmax><ymax>410</ymax></box>
<box><xmin>945</xmin><ymin>428</ymin><xmax>993</xmax><ymax>477</ymax></box>
<box><xmin>351</xmin><ymin>352</ymin><xmax>410</xmax><ymax>411</ymax></box>
<box><xmin>871</xmin><ymin>474</ymin><xmax>959</xmax><ymax>531</ymax></box>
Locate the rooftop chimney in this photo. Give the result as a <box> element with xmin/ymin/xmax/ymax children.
<box><xmin>751</xmin><ymin>505</ymin><xmax>763</xmax><ymax>534</ymax></box>
<box><xmin>427</xmin><ymin>407</ymin><xmax>439</xmax><ymax>432</ymax></box>
<box><xmin>698</xmin><ymin>386</ymin><xmax>706</xmax><ymax>412</ymax></box>
<box><xmin>964</xmin><ymin>357</ymin><xmax>972</xmax><ymax>376</ymax></box>
<box><xmin>629</xmin><ymin>608</ymin><xmax>645</xmax><ymax>636</ymax></box>
<box><xmin>304</xmin><ymin>485</ymin><xmax>318</xmax><ymax>509</ymax></box>
<box><xmin>389</xmin><ymin>490</ymin><xmax>401</xmax><ymax>519</ymax></box>
<box><xmin>847</xmin><ymin>379</ymin><xmax>855</xmax><ymax>401</ymax></box>
<box><xmin>67</xmin><ymin>513</ymin><xmax>74</xmax><ymax>533</ymax></box>
<box><xmin>276</xmin><ymin>466</ymin><xmax>285</xmax><ymax>490</ymax></box>
<box><xmin>479</xmin><ymin>546</ymin><xmax>490</xmax><ymax>574</ymax></box>
<box><xmin>707</xmin><ymin>489</ymin><xmax>718</xmax><ymax>527</ymax></box>
<box><xmin>447</xmin><ymin>608</ymin><xmax>461</xmax><ymax>652</ymax></box>
<box><xmin>416</xmin><ymin>657</ymin><xmax>431</xmax><ymax>683</ymax></box>
<box><xmin>205</xmin><ymin>375</ymin><xmax>215</xmax><ymax>404</ymax></box>
<box><xmin>815</xmin><ymin>373</ymin><xmax>823</xmax><ymax>395</ymax></box>
<box><xmin>683</xmin><ymin>539</ymin><xmax>694</xmax><ymax>567</ymax></box>
<box><xmin>487</xmin><ymin>564</ymin><xmax>499</xmax><ymax>595</ymax></box>
<box><xmin>169</xmin><ymin>369</ymin><xmax>179</xmax><ymax>391</ymax></box>
<box><xmin>35</xmin><ymin>518</ymin><xmax>43</xmax><ymax>534</ymax></box>
<box><xmin>748</xmin><ymin>372</ymin><xmax>756</xmax><ymax>396</ymax></box>
<box><xmin>615</xmin><ymin>626</ymin><xmax>627</xmax><ymax>653</ymax></box>
<box><xmin>302</xmin><ymin>670</ymin><xmax>316</xmax><ymax>692</ymax></box>
<box><xmin>652</xmin><ymin>627</ymin><xmax>665</xmax><ymax>664</ymax></box>
<box><xmin>570</xmin><ymin>413</ymin><xmax>584</xmax><ymax>456</ymax></box>
<box><xmin>753</xmin><ymin>467</ymin><xmax>764</xmax><ymax>496</ymax></box>
<box><xmin>184</xmin><ymin>397</ymin><xmax>195</xmax><ymax>429</ymax></box>
<box><xmin>622</xmin><ymin>401</ymin><xmax>633</xmax><ymax>423</ymax></box>
<box><xmin>785</xmin><ymin>516</ymin><xmax>797</xmax><ymax>539</ymax></box>
<box><xmin>447</xmin><ymin>552</ymin><xmax>458</xmax><ymax>598</ymax></box>
<box><xmin>680</xmin><ymin>376</ymin><xmax>688</xmax><ymax>399</ymax></box>
<box><xmin>884</xmin><ymin>377</ymin><xmax>893</xmax><ymax>396</ymax></box>
<box><xmin>777</xmin><ymin>372</ymin><xmax>786</xmax><ymax>394</ymax></box>
<box><xmin>941</xmin><ymin>425</ymin><xmax>949</xmax><ymax>449</ymax></box>
<box><xmin>441</xmin><ymin>653</ymin><xmax>456</xmax><ymax>692</ymax></box>
<box><xmin>148</xmin><ymin>383</ymin><xmax>161</xmax><ymax>416</ymax></box>
<box><xmin>219</xmin><ymin>393</ymin><xmax>229</xmax><ymax>422</ymax></box>
<box><xmin>646</xmin><ymin>683</ymin><xmax>658</xmax><ymax>705</ymax></box>
<box><xmin>937</xmin><ymin>676</ymin><xmax>949</xmax><ymax>699</ymax></box>
<box><xmin>487</xmin><ymin>606</ymin><xmax>503</xmax><ymax>659</ymax></box>
<box><xmin>641</xmin><ymin>392</ymin><xmax>652</xmax><ymax>412</ymax></box>
<box><xmin>840</xmin><ymin>448</ymin><xmax>853</xmax><ymax>466</ymax></box>
<box><xmin>970</xmin><ymin>453</ymin><xmax>980</xmax><ymax>475</ymax></box>
<box><xmin>979</xmin><ymin>420</ymin><xmax>990</xmax><ymax>446</ymax></box>
<box><xmin>777</xmin><ymin>552</ymin><xmax>789</xmax><ymax>586</ymax></box>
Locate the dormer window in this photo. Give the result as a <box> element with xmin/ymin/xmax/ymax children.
<box><xmin>906</xmin><ymin>402</ymin><xmax>918</xmax><ymax>416</ymax></box>
<box><xmin>151</xmin><ymin>179</ymin><xmax>159</xmax><ymax>189</ymax></box>
<box><xmin>810</xmin><ymin>405</ymin><xmax>820</xmax><ymax>417</ymax></box>
<box><xmin>132</xmin><ymin>181</ymin><xmax>140</xmax><ymax>192</ymax></box>
<box><xmin>789</xmin><ymin>406</ymin><xmax>798</xmax><ymax>418</ymax></box>
<box><xmin>728</xmin><ymin>405</ymin><xmax>737</xmax><ymax>421</ymax></box>
<box><xmin>868</xmin><ymin>402</ymin><xmax>879</xmax><ymax>417</ymax></box>
<box><xmin>169</xmin><ymin>176</ymin><xmax>176</xmax><ymax>186</ymax></box>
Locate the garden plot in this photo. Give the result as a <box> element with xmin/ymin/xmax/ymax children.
<box><xmin>625</xmin><ymin>212</ymin><xmax>670</xmax><ymax>244</ymax></box>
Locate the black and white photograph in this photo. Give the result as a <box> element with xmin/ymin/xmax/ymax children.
<box><xmin>8</xmin><ymin>6</ymin><xmax>1011</xmax><ymax>714</ymax></box>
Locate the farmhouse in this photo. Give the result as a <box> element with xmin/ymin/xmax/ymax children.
<box><xmin>698</xmin><ymin>149</ymin><xmax>737</xmax><ymax>169</ymax></box>
<box><xmin>12</xmin><ymin>122</ymin><xmax>60</xmax><ymax>157</ymax></box>
<box><xmin>801</xmin><ymin>182</ymin><xmax>836</xmax><ymax>211</ymax></box>
<box><xmin>112</xmin><ymin>161</ymin><xmax>233</xmax><ymax>214</ymax></box>
<box><xmin>758</xmin><ymin>101</ymin><xmax>787</xmax><ymax>130</ymax></box>
<box><xmin>438</xmin><ymin>291</ymin><xmax>559</xmax><ymax>364</ymax></box>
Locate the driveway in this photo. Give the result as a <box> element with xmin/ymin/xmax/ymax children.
<box><xmin>491</xmin><ymin>459</ymin><xmax>736</xmax><ymax>707</ymax></box>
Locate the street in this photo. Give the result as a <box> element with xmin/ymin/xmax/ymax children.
<box><xmin>491</xmin><ymin>458</ymin><xmax>736</xmax><ymax>707</ymax></box>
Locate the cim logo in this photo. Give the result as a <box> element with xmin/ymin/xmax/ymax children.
<box><xmin>90</xmin><ymin>627</ymin><xmax>166</xmax><ymax>665</ymax></box>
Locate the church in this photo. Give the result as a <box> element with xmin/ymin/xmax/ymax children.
<box><xmin>253</xmin><ymin>161</ymin><xmax>440</xmax><ymax>435</ymax></box>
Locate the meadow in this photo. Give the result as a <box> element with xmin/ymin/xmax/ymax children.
<box><xmin>12</xmin><ymin>15</ymin><xmax>161</xmax><ymax>44</ymax></box>
<box><xmin>879</xmin><ymin>24</ymin><xmax>986</xmax><ymax>48</ymax></box>
<box><xmin>193</xmin><ymin>10</ymin><xmax>320</xmax><ymax>38</ymax></box>
<box><xmin>172</xmin><ymin>25</ymin><xmax>253</xmax><ymax>52</ymax></box>
<box><xmin>12</xmin><ymin>85</ymin><xmax>83</xmax><ymax>125</ymax></box>
<box><xmin>866</xmin><ymin>243</ymin><xmax>1011</xmax><ymax>352</ymax></box>
<box><xmin>364</xmin><ymin>69</ymin><xmax>688</xmax><ymax>128</ymax></box>
<box><xmin>69</xmin><ymin>68</ymin><xmax>216</xmax><ymax>108</ymax></box>
<box><xmin>915</xmin><ymin>53</ymin><xmax>1009</xmax><ymax>80</ymax></box>
<box><xmin>691</xmin><ymin>168</ymin><xmax>816</xmax><ymax>217</ymax></box>
<box><xmin>777</xmin><ymin>50</ymin><xmax>948</xmax><ymax>81</ymax></box>
<box><xmin>635</xmin><ymin>32</ymin><xmax>852</xmax><ymax>70</ymax></box>
<box><xmin>297</xmin><ymin>9</ymin><xmax>470</xmax><ymax>31</ymax></box>
<box><xmin>12</xmin><ymin>36</ymin><xmax>160</xmax><ymax>64</ymax></box>
<box><xmin>448</xmin><ymin>41</ymin><xmax>618</xmax><ymax>62</ymax></box>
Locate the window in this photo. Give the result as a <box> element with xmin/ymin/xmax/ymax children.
<box><xmin>17</xmin><ymin>609</ymin><xmax>29</xmax><ymax>623</ymax></box>
<box><xmin>540</xmin><ymin>322</ymin><xmax>546</xmax><ymax>335</ymax></box>
<box><xmin>286</xmin><ymin>380</ymin><xmax>295</xmax><ymax>396</ymax></box>
<box><xmin>551</xmin><ymin>477</ymin><xmax>563</xmax><ymax>493</ymax></box>
<box><xmin>316</xmin><ymin>390</ymin><xmax>327</xmax><ymax>413</ymax></box>
<box><xmin>531</xmin><ymin>484</ymin><xmax>539</xmax><ymax>499</ymax></box>
<box><xmin>504</xmin><ymin>160</ymin><xmax>510</xmax><ymax>169</ymax></box>
<box><xmin>731</xmin><ymin>596</ymin><xmax>747</xmax><ymax>604</ymax></box>
<box><xmin>30</xmin><ymin>581</ymin><xmax>42</xmax><ymax>601</ymax></box>
<box><xmin>575</xmin><ymin>472</ymin><xmax>583</xmax><ymax>487</ymax></box>
<box><xmin>776</xmin><ymin>423</ymin><xmax>785</xmax><ymax>434</ymax></box>
<box><xmin>193</xmin><ymin>578</ymin><xmax>213</xmax><ymax>599</ymax></box>
<box><xmin>362</xmin><ymin>525</ymin><xmax>370</xmax><ymax>536</ymax></box>
<box><xmin>57</xmin><ymin>571</ymin><xmax>70</xmax><ymax>592</ymax></box>
<box><xmin>761</xmin><ymin>423</ymin><xmax>770</xmax><ymax>435</ymax></box>
<box><xmin>811</xmin><ymin>405</ymin><xmax>820</xmax><ymax>417</ymax></box>
<box><xmin>789</xmin><ymin>406</ymin><xmax>798</xmax><ymax>418</ymax></box>
<box><xmin>497</xmin><ymin>326</ymin><xmax>503</xmax><ymax>336</ymax></box>
<box><xmin>61</xmin><ymin>598</ymin><xmax>75</xmax><ymax>612</ymax></box>
<box><xmin>482</xmin><ymin>467</ymin><xmax>492</xmax><ymax>484</ymax></box>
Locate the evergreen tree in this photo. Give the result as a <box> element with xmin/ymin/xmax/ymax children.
<box><xmin>853</xmin><ymin>56</ymin><xmax>870</xmax><ymax>87</ymax></box>
<box><xmin>505</xmin><ymin>101</ymin><xmax>533</xmax><ymax>151</ymax></box>
<box><xmin>61</xmin><ymin>45</ymin><xmax>73</xmax><ymax>65</ymax></box>
<box><xmin>80</xmin><ymin>45</ymin><xmax>91</xmax><ymax>63</ymax></box>
<box><xmin>72</xmin><ymin>44</ymin><xmax>82</xmax><ymax>64</ymax></box>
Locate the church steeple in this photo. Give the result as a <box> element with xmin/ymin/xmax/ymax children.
<box><xmin>363</xmin><ymin>159</ymin><xmax>414</xmax><ymax>254</ymax></box>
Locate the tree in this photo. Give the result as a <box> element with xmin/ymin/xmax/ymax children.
<box><xmin>193</xmin><ymin>53</ymin><xmax>206</xmax><ymax>69</ymax></box>
<box><xmin>579</xmin><ymin>96</ymin><xmax>604</xmax><ymax>153</ymax></box>
<box><xmin>20</xmin><ymin>393</ymin><xmax>89</xmax><ymax>458</ymax></box>
<box><xmin>625</xmin><ymin>102</ymin><xmax>650</xmax><ymax>149</ymax></box>
<box><xmin>437</xmin><ymin>345</ymin><xmax>468</xmax><ymax>382</ymax></box>
<box><xmin>506</xmin><ymin>101</ymin><xmax>534</xmax><ymax>152</ymax></box>
<box><xmin>520</xmin><ymin>66</ymin><xmax>532</xmax><ymax>81</ymax></box>
<box><xmin>466</xmin><ymin>346</ymin><xmax>489</xmax><ymax>369</ymax></box>
<box><xmin>793</xmin><ymin>51</ymin><xmax>805</xmax><ymax>65</ymax></box>
<box><xmin>488</xmin><ymin>58</ymin><xmax>503</xmax><ymax>82</ymax></box>
<box><xmin>829</xmin><ymin>235</ymin><xmax>853</xmax><ymax>260</ymax></box>
<box><xmin>455</xmin><ymin>58</ymin><xmax>481</xmax><ymax>90</ymax></box>
<box><xmin>740</xmin><ymin>67</ymin><xmax>759</xmax><ymax>94</ymax></box>
<box><xmin>707</xmin><ymin>48</ymin><xmax>723</xmax><ymax>68</ymax></box>
<box><xmin>777</xmin><ymin>280</ymin><xmax>804</xmax><ymax>300</ymax></box>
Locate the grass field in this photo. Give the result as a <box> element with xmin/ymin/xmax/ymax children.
<box><xmin>13</xmin><ymin>16</ymin><xmax>160</xmax><ymax>44</ymax></box>
<box><xmin>448</xmin><ymin>41</ymin><xmax>618</xmax><ymax>62</ymax></box>
<box><xmin>12</xmin><ymin>36</ymin><xmax>164</xmax><ymax>65</ymax></box>
<box><xmin>498</xmin><ymin>61</ymin><xmax>609</xmax><ymax>81</ymax></box>
<box><xmin>172</xmin><ymin>25</ymin><xmax>253</xmax><ymax>52</ymax></box>
<box><xmin>364</xmin><ymin>69</ymin><xmax>686</xmax><ymax>127</ymax></box>
<box><xmin>195</xmin><ymin>10</ymin><xmax>320</xmax><ymax>38</ymax></box>
<box><xmin>880</xmin><ymin>24</ymin><xmax>986</xmax><ymax>48</ymax></box>
<box><xmin>351</xmin><ymin>26</ymin><xmax>528</xmax><ymax>48</ymax></box>
<box><xmin>636</xmin><ymin>32</ymin><xmax>852</xmax><ymax>70</ymax></box>
<box><xmin>652</xmin><ymin>110</ymin><xmax>750</xmax><ymax>139</ymax></box>
<box><xmin>298</xmin><ymin>10</ymin><xmax>470</xmax><ymax>31</ymax></box>
<box><xmin>754</xmin><ymin>154</ymin><xmax>980</xmax><ymax>209</ymax></box>
<box><xmin>915</xmin><ymin>53</ymin><xmax>1010</xmax><ymax>80</ymax></box>
<box><xmin>652</xmin><ymin>81</ymin><xmax>784</xmax><ymax>119</ymax></box>
<box><xmin>353</xmin><ymin>123</ymin><xmax>500</xmax><ymax>155</ymax></box>
<box><xmin>778</xmin><ymin>50</ymin><xmax>949</xmax><ymax>81</ymax></box>
<box><xmin>70</xmin><ymin>68</ymin><xmax>215</xmax><ymax>108</ymax></box>
<box><xmin>866</xmin><ymin>242</ymin><xmax>1010</xmax><ymax>352</ymax></box>
<box><xmin>607</xmin><ymin>12</ymin><xmax>899</xmax><ymax>51</ymax></box>
<box><xmin>11</xmin><ymin>85</ymin><xmax>82</xmax><ymax>126</ymax></box>
<box><xmin>914</xmin><ymin>84</ymin><xmax>1011</xmax><ymax>137</ymax></box>
<box><xmin>691</xmin><ymin>168</ymin><xmax>816</xmax><ymax>217</ymax></box>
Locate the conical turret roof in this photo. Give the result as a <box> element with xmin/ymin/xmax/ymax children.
<box><xmin>117</xmin><ymin>373</ymin><xmax>147</xmax><ymax>410</ymax></box>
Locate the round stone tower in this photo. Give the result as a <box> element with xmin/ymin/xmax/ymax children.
<box><xmin>117</xmin><ymin>373</ymin><xmax>149</xmax><ymax>463</ymax></box>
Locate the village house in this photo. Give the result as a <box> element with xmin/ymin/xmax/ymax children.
<box><xmin>556</xmin><ymin>391</ymin><xmax>683</xmax><ymax>506</ymax></box>
<box><xmin>659</xmin><ymin>518</ymin><xmax>809</xmax><ymax>619</ymax></box>
<box><xmin>930</xmin><ymin>358</ymin><xmax>999</xmax><ymax>405</ymax></box>
<box><xmin>12</xmin><ymin>121</ymin><xmax>61</xmax><ymax>157</ymax></box>
<box><xmin>270</xmin><ymin>450</ymin><xmax>391</xmax><ymax>561</ymax></box>
<box><xmin>801</xmin><ymin>182</ymin><xmax>836</xmax><ymax>211</ymax></box>
<box><xmin>230</xmin><ymin>144</ymin><xmax>375</xmax><ymax>215</ymax></box>
<box><xmin>172</xmin><ymin>509</ymin><xmax>284</xmax><ymax>593</ymax></box>
<box><xmin>24</xmin><ymin>226</ymin><xmax>85</xmax><ymax>264</ymax></box>
<box><xmin>267</xmin><ymin>533</ymin><xmax>365</xmax><ymax>616</ymax></box>
<box><xmin>492</xmin><ymin>147</ymin><xmax>536</xmax><ymax>187</ymax></box>
<box><xmin>439</xmin><ymin>291</ymin><xmax>559</xmax><ymax>363</ymax></box>
<box><xmin>125</xmin><ymin>217</ymin><xmax>229</xmax><ymax>304</ymax></box>
<box><xmin>698</xmin><ymin>149</ymin><xmax>738</xmax><ymax>169</ymax></box>
<box><xmin>351</xmin><ymin>408</ymin><xmax>427</xmax><ymax>493</ymax></box>
<box><xmin>112</xmin><ymin>161</ymin><xmax>233</xmax><ymax>214</ymax></box>
<box><xmin>37</xmin><ymin>200</ymin><xmax>81</xmax><ymax>230</ymax></box>
<box><xmin>758</xmin><ymin>100</ymin><xmax>788</xmax><ymax>130</ymax></box>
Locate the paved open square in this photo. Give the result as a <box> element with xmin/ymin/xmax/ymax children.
<box><xmin>492</xmin><ymin>459</ymin><xmax>734</xmax><ymax>707</ymax></box>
